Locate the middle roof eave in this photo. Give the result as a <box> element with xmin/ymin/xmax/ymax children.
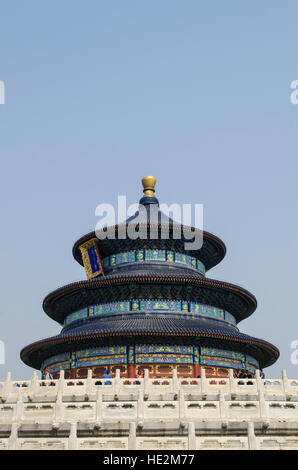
<box><xmin>42</xmin><ymin>273</ymin><xmax>257</xmax><ymax>325</ymax></box>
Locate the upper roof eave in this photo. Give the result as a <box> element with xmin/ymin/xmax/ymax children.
<box><xmin>72</xmin><ymin>225</ymin><xmax>226</xmax><ymax>272</ymax></box>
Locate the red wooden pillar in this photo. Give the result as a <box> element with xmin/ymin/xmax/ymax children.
<box><xmin>194</xmin><ymin>364</ymin><xmax>201</xmax><ymax>378</ymax></box>
<box><xmin>127</xmin><ymin>364</ymin><xmax>136</xmax><ymax>378</ymax></box>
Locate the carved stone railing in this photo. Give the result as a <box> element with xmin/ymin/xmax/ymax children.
<box><xmin>1</xmin><ymin>369</ymin><xmax>298</xmax><ymax>450</ymax></box>
<box><xmin>1</xmin><ymin>369</ymin><xmax>298</xmax><ymax>400</ymax></box>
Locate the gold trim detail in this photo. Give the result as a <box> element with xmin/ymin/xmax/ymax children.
<box><xmin>142</xmin><ymin>175</ymin><xmax>156</xmax><ymax>197</ymax></box>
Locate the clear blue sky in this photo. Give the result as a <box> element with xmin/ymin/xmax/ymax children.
<box><xmin>0</xmin><ymin>1</ymin><xmax>298</xmax><ymax>379</ymax></box>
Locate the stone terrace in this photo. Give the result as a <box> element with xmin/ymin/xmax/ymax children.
<box><xmin>1</xmin><ymin>369</ymin><xmax>298</xmax><ymax>450</ymax></box>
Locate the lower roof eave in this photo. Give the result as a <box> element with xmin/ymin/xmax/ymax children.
<box><xmin>20</xmin><ymin>330</ymin><xmax>279</xmax><ymax>371</ymax></box>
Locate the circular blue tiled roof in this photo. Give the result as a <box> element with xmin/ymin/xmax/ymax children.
<box><xmin>20</xmin><ymin>313</ymin><xmax>279</xmax><ymax>370</ymax></box>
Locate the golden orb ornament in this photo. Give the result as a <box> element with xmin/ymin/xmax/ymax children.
<box><xmin>141</xmin><ymin>175</ymin><xmax>157</xmax><ymax>197</ymax></box>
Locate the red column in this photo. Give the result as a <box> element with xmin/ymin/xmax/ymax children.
<box><xmin>127</xmin><ymin>364</ymin><xmax>136</xmax><ymax>378</ymax></box>
<box><xmin>193</xmin><ymin>364</ymin><xmax>201</xmax><ymax>378</ymax></box>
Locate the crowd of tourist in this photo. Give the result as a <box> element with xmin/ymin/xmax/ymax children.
<box><xmin>234</xmin><ymin>369</ymin><xmax>265</xmax><ymax>379</ymax></box>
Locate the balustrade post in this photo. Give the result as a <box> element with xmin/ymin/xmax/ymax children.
<box><xmin>172</xmin><ymin>368</ymin><xmax>179</xmax><ymax>393</ymax></box>
<box><xmin>219</xmin><ymin>389</ymin><xmax>226</xmax><ymax>419</ymax></box>
<box><xmin>228</xmin><ymin>369</ymin><xmax>236</xmax><ymax>397</ymax></box>
<box><xmin>282</xmin><ymin>369</ymin><xmax>291</xmax><ymax>397</ymax></box>
<box><xmin>188</xmin><ymin>422</ymin><xmax>196</xmax><ymax>450</ymax></box>
<box><xmin>29</xmin><ymin>371</ymin><xmax>38</xmax><ymax>397</ymax></box>
<box><xmin>58</xmin><ymin>370</ymin><xmax>65</xmax><ymax>395</ymax></box>
<box><xmin>8</xmin><ymin>423</ymin><xmax>19</xmax><ymax>450</ymax></box>
<box><xmin>255</xmin><ymin>369</ymin><xmax>264</xmax><ymax>395</ymax></box>
<box><xmin>86</xmin><ymin>368</ymin><xmax>93</xmax><ymax>396</ymax></box>
<box><xmin>179</xmin><ymin>388</ymin><xmax>185</xmax><ymax>421</ymax></box>
<box><xmin>68</xmin><ymin>422</ymin><xmax>77</xmax><ymax>450</ymax></box>
<box><xmin>128</xmin><ymin>422</ymin><xmax>136</xmax><ymax>450</ymax></box>
<box><xmin>115</xmin><ymin>369</ymin><xmax>121</xmax><ymax>395</ymax></box>
<box><xmin>13</xmin><ymin>389</ymin><xmax>23</xmax><ymax>423</ymax></box>
<box><xmin>201</xmin><ymin>367</ymin><xmax>207</xmax><ymax>397</ymax></box>
<box><xmin>144</xmin><ymin>368</ymin><xmax>149</xmax><ymax>396</ymax></box>
<box><xmin>54</xmin><ymin>390</ymin><xmax>63</xmax><ymax>425</ymax></box>
<box><xmin>137</xmin><ymin>388</ymin><xmax>144</xmax><ymax>423</ymax></box>
<box><xmin>95</xmin><ymin>389</ymin><xmax>103</xmax><ymax>425</ymax></box>
<box><xmin>247</xmin><ymin>422</ymin><xmax>258</xmax><ymax>450</ymax></box>
<box><xmin>258</xmin><ymin>388</ymin><xmax>267</xmax><ymax>419</ymax></box>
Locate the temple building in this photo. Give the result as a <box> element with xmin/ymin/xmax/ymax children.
<box><xmin>20</xmin><ymin>176</ymin><xmax>279</xmax><ymax>379</ymax></box>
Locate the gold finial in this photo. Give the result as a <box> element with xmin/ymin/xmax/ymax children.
<box><xmin>142</xmin><ymin>175</ymin><xmax>156</xmax><ymax>197</ymax></box>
